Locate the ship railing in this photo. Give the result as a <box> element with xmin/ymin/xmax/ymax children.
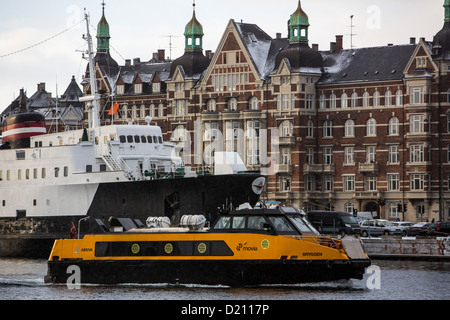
<box><xmin>105</xmin><ymin>143</ymin><xmax>134</xmax><ymax>180</ymax></box>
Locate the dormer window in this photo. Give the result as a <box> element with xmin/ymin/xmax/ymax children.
<box><xmin>135</xmin><ymin>84</ymin><xmax>142</xmax><ymax>94</ymax></box>
<box><xmin>416</xmin><ymin>57</ymin><xmax>427</xmax><ymax>68</ymax></box>
<box><xmin>152</xmin><ymin>82</ymin><xmax>160</xmax><ymax>93</ymax></box>
<box><xmin>117</xmin><ymin>85</ymin><xmax>125</xmax><ymax>95</ymax></box>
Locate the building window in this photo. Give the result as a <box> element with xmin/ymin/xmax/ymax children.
<box><xmin>323</xmin><ymin>147</ymin><xmax>333</xmax><ymax>165</ymax></box>
<box><xmin>344</xmin><ymin>147</ymin><xmax>354</xmax><ymax>165</ymax></box>
<box><xmin>323</xmin><ymin>120</ymin><xmax>333</xmax><ymax>137</ymax></box>
<box><xmin>329</xmin><ymin>94</ymin><xmax>337</xmax><ymax>109</ymax></box>
<box><xmin>279</xmin><ymin>120</ymin><xmax>293</xmax><ymax>137</ymax></box>
<box><xmin>323</xmin><ymin>175</ymin><xmax>333</xmax><ymax>192</ymax></box>
<box><xmin>388</xmin><ymin>174</ymin><xmax>400</xmax><ymax>191</ymax></box>
<box><xmin>363</xmin><ymin>92</ymin><xmax>370</xmax><ymax>107</ymax></box>
<box><xmin>396</xmin><ymin>90</ymin><xmax>403</xmax><ymax>106</ymax></box>
<box><xmin>344</xmin><ymin>202</ymin><xmax>355</xmax><ymax>214</ymax></box>
<box><xmin>373</xmin><ymin>91</ymin><xmax>380</xmax><ymax>107</ymax></box>
<box><xmin>305</xmin><ymin>94</ymin><xmax>314</xmax><ymax>109</ymax></box>
<box><xmin>117</xmin><ymin>85</ymin><xmax>125</xmax><ymax>95</ymax></box>
<box><xmin>366</xmin><ymin>118</ymin><xmax>377</xmax><ymax>136</ymax></box>
<box><xmin>410</xmin><ymin>174</ymin><xmax>425</xmax><ymax>190</ymax></box>
<box><xmin>280</xmin><ymin>148</ymin><xmax>291</xmax><ymax>165</ymax></box>
<box><xmin>140</xmin><ymin>105</ymin><xmax>146</xmax><ymax>119</ymax></box>
<box><xmin>345</xmin><ymin>119</ymin><xmax>355</xmax><ymax>137</ymax></box>
<box><xmin>305</xmin><ymin>175</ymin><xmax>315</xmax><ymax>191</ymax></box>
<box><xmin>389</xmin><ymin>117</ymin><xmax>399</xmax><ymax>135</ymax></box>
<box><xmin>207</xmin><ymin>99</ymin><xmax>216</xmax><ymax>112</ymax></box>
<box><xmin>351</xmin><ymin>92</ymin><xmax>358</xmax><ymax>108</ymax></box>
<box><xmin>280</xmin><ymin>177</ymin><xmax>291</xmax><ymax>192</ymax></box>
<box><xmin>319</xmin><ymin>94</ymin><xmax>327</xmax><ymax>109</ymax></box>
<box><xmin>389</xmin><ymin>203</ymin><xmax>400</xmax><ymax>219</ymax></box>
<box><xmin>410</xmin><ymin>87</ymin><xmax>424</xmax><ymax>105</ymax></box>
<box><xmin>410</xmin><ymin>144</ymin><xmax>425</xmax><ymax>163</ymax></box>
<box><xmin>158</xmin><ymin>104</ymin><xmax>164</xmax><ymax>117</ymax></box>
<box><xmin>410</xmin><ymin>114</ymin><xmax>425</xmax><ymax>133</ymax></box>
<box><xmin>247</xmin><ymin>120</ymin><xmax>260</xmax><ymax>166</ymax></box>
<box><xmin>152</xmin><ymin>82</ymin><xmax>161</xmax><ymax>93</ymax></box>
<box><xmin>306</xmin><ymin>148</ymin><xmax>314</xmax><ymax>165</ymax></box>
<box><xmin>341</xmin><ymin>93</ymin><xmax>348</xmax><ymax>108</ymax></box>
<box><xmin>134</xmin><ymin>83</ymin><xmax>143</xmax><ymax>94</ymax></box>
<box><xmin>343</xmin><ymin>175</ymin><xmax>355</xmax><ymax>191</ymax></box>
<box><xmin>388</xmin><ymin>145</ymin><xmax>399</xmax><ymax>164</ymax></box>
<box><xmin>366</xmin><ymin>146</ymin><xmax>376</xmax><ymax>163</ymax></box>
<box><xmin>365</xmin><ymin>176</ymin><xmax>377</xmax><ymax>191</ymax></box>
<box><xmin>249</xmin><ymin>97</ymin><xmax>259</xmax><ymax>110</ymax></box>
<box><xmin>306</xmin><ymin>120</ymin><xmax>314</xmax><ymax>138</ymax></box>
<box><xmin>385</xmin><ymin>90</ymin><xmax>392</xmax><ymax>106</ymax></box>
<box><xmin>228</xmin><ymin>98</ymin><xmax>237</xmax><ymax>111</ymax></box>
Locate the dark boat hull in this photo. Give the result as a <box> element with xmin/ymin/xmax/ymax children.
<box><xmin>0</xmin><ymin>173</ymin><xmax>265</xmax><ymax>258</ymax></box>
<box><xmin>45</xmin><ymin>259</ymin><xmax>370</xmax><ymax>286</ymax></box>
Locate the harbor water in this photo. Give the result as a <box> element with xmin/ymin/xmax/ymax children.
<box><xmin>0</xmin><ymin>258</ymin><xmax>448</xmax><ymax>300</ymax></box>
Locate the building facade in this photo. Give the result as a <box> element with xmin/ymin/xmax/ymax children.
<box><xmin>85</xmin><ymin>1</ymin><xmax>450</xmax><ymax>223</ymax></box>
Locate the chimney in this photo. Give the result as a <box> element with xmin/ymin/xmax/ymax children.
<box><xmin>37</xmin><ymin>83</ymin><xmax>46</xmax><ymax>92</ymax></box>
<box><xmin>276</xmin><ymin>33</ymin><xmax>282</xmax><ymax>39</ymax></box>
<box><xmin>158</xmin><ymin>49</ymin><xmax>165</xmax><ymax>61</ymax></box>
<box><xmin>125</xmin><ymin>59</ymin><xmax>131</xmax><ymax>66</ymax></box>
<box><xmin>152</xmin><ymin>52</ymin><xmax>159</xmax><ymax>61</ymax></box>
<box><xmin>19</xmin><ymin>88</ymin><xmax>27</xmax><ymax>112</ymax></box>
<box><xmin>410</xmin><ymin>37</ymin><xmax>416</xmax><ymax>45</ymax></box>
<box><xmin>335</xmin><ymin>35</ymin><xmax>343</xmax><ymax>52</ymax></box>
<box><xmin>312</xmin><ymin>44</ymin><xmax>319</xmax><ymax>51</ymax></box>
<box><xmin>133</xmin><ymin>58</ymin><xmax>141</xmax><ymax>66</ymax></box>
<box><xmin>330</xmin><ymin>42</ymin><xmax>336</xmax><ymax>53</ymax></box>
<box><xmin>205</xmin><ymin>50</ymin><xmax>212</xmax><ymax>59</ymax></box>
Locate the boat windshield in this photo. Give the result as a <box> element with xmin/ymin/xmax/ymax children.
<box><xmin>288</xmin><ymin>215</ymin><xmax>320</xmax><ymax>235</ymax></box>
<box><xmin>268</xmin><ymin>216</ymin><xmax>298</xmax><ymax>235</ymax></box>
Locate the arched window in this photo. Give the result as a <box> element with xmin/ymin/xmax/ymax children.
<box><xmin>319</xmin><ymin>94</ymin><xmax>327</xmax><ymax>109</ymax></box>
<box><xmin>330</xmin><ymin>94</ymin><xmax>337</xmax><ymax>109</ymax></box>
<box><xmin>367</xmin><ymin>118</ymin><xmax>377</xmax><ymax>136</ymax></box>
<box><xmin>385</xmin><ymin>90</ymin><xmax>392</xmax><ymax>106</ymax></box>
<box><xmin>341</xmin><ymin>93</ymin><xmax>348</xmax><ymax>108</ymax></box>
<box><xmin>173</xmin><ymin>125</ymin><xmax>187</xmax><ymax>142</ymax></box>
<box><xmin>158</xmin><ymin>104</ymin><xmax>164</xmax><ymax>117</ymax></box>
<box><xmin>389</xmin><ymin>117</ymin><xmax>399</xmax><ymax>135</ymax></box>
<box><xmin>345</xmin><ymin>119</ymin><xmax>355</xmax><ymax>137</ymax></box>
<box><xmin>363</xmin><ymin>92</ymin><xmax>370</xmax><ymax>107</ymax></box>
<box><xmin>140</xmin><ymin>105</ymin><xmax>146</xmax><ymax>119</ymax></box>
<box><xmin>122</xmin><ymin>105</ymin><xmax>128</xmax><ymax>120</ymax></box>
<box><xmin>279</xmin><ymin>120</ymin><xmax>293</xmax><ymax>137</ymax></box>
<box><xmin>207</xmin><ymin>99</ymin><xmax>216</xmax><ymax>112</ymax></box>
<box><xmin>373</xmin><ymin>91</ymin><xmax>380</xmax><ymax>107</ymax></box>
<box><xmin>228</xmin><ymin>98</ymin><xmax>237</xmax><ymax>111</ymax></box>
<box><xmin>249</xmin><ymin>97</ymin><xmax>259</xmax><ymax>110</ymax></box>
<box><xmin>351</xmin><ymin>92</ymin><xmax>358</xmax><ymax>108</ymax></box>
<box><xmin>396</xmin><ymin>90</ymin><xmax>403</xmax><ymax>106</ymax></box>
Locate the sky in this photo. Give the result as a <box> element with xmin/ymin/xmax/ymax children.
<box><xmin>0</xmin><ymin>0</ymin><xmax>445</xmax><ymax>113</ymax></box>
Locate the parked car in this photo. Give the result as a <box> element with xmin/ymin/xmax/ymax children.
<box><xmin>392</xmin><ymin>221</ymin><xmax>415</xmax><ymax>236</ymax></box>
<box><xmin>359</xmin><ymin>219</ymin><xmax>402</xmax><ymax>237</ymax></box>
<box><xmin>437</xmin><ymin>222</ymin><xmax>450</xmax><ymax>235</ymax></box>
<box><xmin>306</xmin><ymin>211</ymin><xmax>360</xmax><ymax>236</ymax></box>
<box><xmin>409</xmin><ymin>222</ymin><xmax>438</xmax><ymax>236</ymax></box>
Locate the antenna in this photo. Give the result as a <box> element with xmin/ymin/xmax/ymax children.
<box><xmin>348</xmin><ymin>15</ymin><xmax>357</xmax><ymax>50</ymax></box>
<box><xmin>163</xmin><ymin>35</ymin><xmax>179</xmax><ymax>60</ymax></box>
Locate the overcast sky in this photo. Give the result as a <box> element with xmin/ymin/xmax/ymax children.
<box><xmin>0</xmin><ymin>0</ymin><xmax>445</xmax><ymax>112</ymax></box>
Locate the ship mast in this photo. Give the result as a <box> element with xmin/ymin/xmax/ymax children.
<box><xmin>80</xmin><ymin>10</ymin><xmax>101</xmax><ymax>133</ymax></box>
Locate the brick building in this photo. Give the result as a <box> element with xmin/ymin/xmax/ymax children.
<box><xmin>84</xmin><ymin>1</ymin><xmax>450</xmax><ymax>223</ymax></box>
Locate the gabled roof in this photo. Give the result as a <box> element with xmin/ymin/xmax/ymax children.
<box><xmin>319</xmin><ymin>44</ymin><xmax>416</xmax><ymax>85</ymax></box>
<box><xmin>60</xmin><ymin>76</ymin><xmax>83</xmax><ymax>103</ymax></box>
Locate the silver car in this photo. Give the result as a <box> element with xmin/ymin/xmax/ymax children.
<box><xmin>360</xmin><ymin>219</ymin><xmax>403</xmax><ymax>237</ymax></box>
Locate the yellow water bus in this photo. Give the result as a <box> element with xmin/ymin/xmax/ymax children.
<box><xmin>45</xmin><ymin>206</ymin><xmax>370</xmax><ymax>286</ymax></box>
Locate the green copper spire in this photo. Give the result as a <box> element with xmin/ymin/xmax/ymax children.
<box><xmin>97</xmin><ymin>1</ymin><xmax>111</xmax><ymax>52</ymax></box>
<box><xmin>289</xmin><ymin>0</ymin><xmax>310</xmax><ymax>43</ymax></box>
<box><xmin>184</xmin><ymin>1</ymin><xmax>204</xmax><ymax>52</ymax></box>
<box><xmin>445</xmin><ymin>0</ymin><xmax>450</xmax><ymax>22</ymax></box>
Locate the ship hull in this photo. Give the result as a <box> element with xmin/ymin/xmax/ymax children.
<box><xmin>45</xmin><ymin>259</ymin><xmax>370</xmax><ymax>287</ymax></box>
<box><xmin>0</xmin><ymin>173</ymin><xmax>265</xmax><ymax>258</ymax></box>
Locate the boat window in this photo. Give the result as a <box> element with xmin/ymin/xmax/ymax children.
<box><xmin>147</xmin><ymin>136</ymin><xmax>153</xmax><ymax>143</ymax></box>
<box><xmin>120</xmin><ymin>136</ymin><xmax>126</xmax><ymax>143</ymax></box>
<box><xmin>158</xmin><ymin>136</ymin><xmax>163</xmax><ymax>144</ymax></box>
<box><xmin>288</xmin><ymin>215</ymin><xmax>320</xmax><ymax>235</ymax></box>
<box><xmin>232</xmin><ymin>216</ymin><xmax>246</xmax><ymax>229</ymax></box>
<box><xmin>141</xmin><ymin>136</ymin><xmax>147</xmax><ymax>143</ymax></box>
<box><xmin>268</xmin><ymin>216</ymin><xmax>297</xmax><ymax>234</ymax></box>
<box><xmin>127</xmin><ymin>135</ymin><xmax>133</xmax><ymax>143</ymax></box>
<box><xmin>214</xmin><ymin>216</ymin><xmax>231</xmax><ymax>230</ymax></box>
<box><xmin>247</xmin><ymin>216</ymin><xmax>267</xmax><ymax>230</ymax></box>
<box><xmin>153</xmin><ymin>136</ymin><xmax>158</xmax><ymax>143</ymax></box>
<box><xmin>134</xmin><ymin>135</ymin><xmax>140</xmax><ymax>143</ymax></box>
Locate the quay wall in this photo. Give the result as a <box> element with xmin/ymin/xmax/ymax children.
<box><xmin>361</xmin><ymin>237</ymin><xmax>450</xmax><ymax>261</ymax></box>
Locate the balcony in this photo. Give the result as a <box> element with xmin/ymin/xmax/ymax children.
<box><xmin>274</xmin><ymin>164</ymin><xmax>293</xmax><ymax>175</ymax></box>
<box><xmin>303</xmin><ymin>164</ymin><xmax>335</xmax><ymax>175</ymax></box>
<box><xmin>301</xmin><ymin>191</ymin><xmax>336</xmax><ymax>201</ymax></box>
<box><xmin>277</xmin><ymin>136</ymin><xmax>296</xmax><ymax>147</ymax></box>
<box><xmin>358</xmin><ymin>162</ymin><xmax>379</xmax><ymax>174</ymax></box>
<box><xmin>353</xmin><ymin>191</ymin><xmax>381</xmax><ymax>200</ymax></box>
